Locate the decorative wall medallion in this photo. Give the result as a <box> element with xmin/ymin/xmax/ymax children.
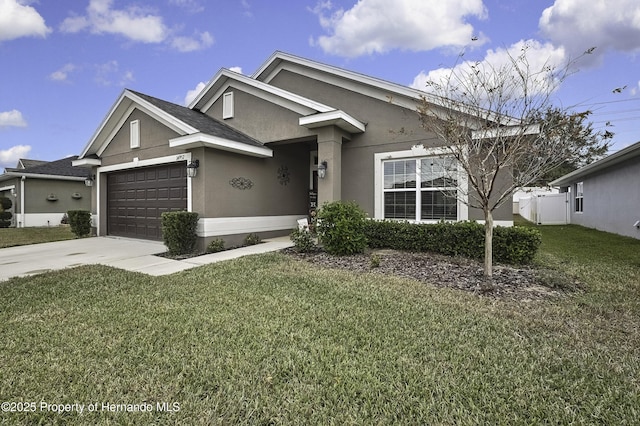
<box><xmin>229</xmin><ymin>177</ymin><xmax>254</xmax><ymax>190</ymax></box>
<box><xmin>277</xmin><ymin>165</ymin><xmax>290</xmax><ymax>186</ymax></box>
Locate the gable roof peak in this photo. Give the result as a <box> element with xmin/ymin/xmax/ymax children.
<box><xmin>253</xmin><ymin>50</ymin><xmax>444</xmax><ymax>107</ymax></box>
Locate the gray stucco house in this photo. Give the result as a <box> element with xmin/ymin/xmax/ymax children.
<box><xmin>551</xmin><ymin>140</ymin><xmax>640</xmax><ymax>239</ymax></box>
<box><xmin>0</xmin><ymin>156</ymin><xmax>91</xmax><ymax>227</ymax></box>
<box><xmin>72</xmin><ymin>51</ymin><xmax>513</xmax><ymax>248</ymax></box>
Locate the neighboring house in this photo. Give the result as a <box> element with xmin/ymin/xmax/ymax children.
<box><xmin>550</xmin><ymin>140</ymin><xmax>640</xmax><ymax>239</ymax></box>
<box><xmin>0</xmin><ymin>157</ymin><xmax>92</xmax><ymax>227</ymax></box>
<box><xmin>73</xmin><ymin>51</ymin><xmax>513</xmax><ymax>248</ymax></box>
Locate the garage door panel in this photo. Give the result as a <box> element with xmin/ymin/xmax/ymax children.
<box><xmin>107</xmin><ymin>162</ymin><xmax>187</xmax><ymax>240</ymax></box>
<box><xmin>169</xmin><ymin>167</ymin><xmax>182</xmax><ymax>179</ymax></box>
<box><xmin>169</xmin><ymin>187</ymin><xmax>184</xmax><ymax>199</ymax></box>
<box><xmin>157</xmin><ymin>168</ymin><xmax>169</xmax><ymax>180</ymax></box>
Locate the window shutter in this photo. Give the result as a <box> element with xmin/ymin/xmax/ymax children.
<box><xmin>223</xmin><ymin>92</ymin><xmax>234</xmax><ymax>119</ymax></box>
<box><xmin>130</xmin><ymin>120</ymin><xmax>140</xmax><ymax>149</ymax></box>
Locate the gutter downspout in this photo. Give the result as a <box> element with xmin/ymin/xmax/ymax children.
<box><xmin>20</xmin><ymin>176</ymin><xmax>25</xmax><ymax>228</ymax></box>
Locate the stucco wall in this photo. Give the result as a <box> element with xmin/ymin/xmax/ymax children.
<box><xmin>195</xmin><ymin>144</ymin><xmax>310</xmax><ymax>218</ymax></box>
<box><xmin>568</xmin><ymin>156</ymin><xmax>640</xmax><ymax>239</ymax></box>
<box><xmin>1</xmin><ymin>178</ymin><xmax>91</xmax><ymax>227</ymax></box>
<box><xmin>230</xmin><ymin>69</ymin><xmax>512</xmax><ymax>222</ymax></box>
<box><xmin>100</xmin><ymin>108</ymin><xmax>186</xmax><ymax>166</ymax></box>
<box><xmin>24</xmin><ymin>179</ymin><xmax>91</xmax><ymax>215</ymax></box>
<box><xmin>207</xmin><ymin>87</ymin><xmax>315</xmax><ymax>143</ymax></box>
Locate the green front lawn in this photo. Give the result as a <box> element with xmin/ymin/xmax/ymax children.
<box><xmin>1</xmin><ymin>223</ymin><xmax>639</xmax><ymax>424</ymax></box>
<box><xmin>0</xmin><ymin>227</ymin><xmax>76</xmax><ymax>248</ymax></box>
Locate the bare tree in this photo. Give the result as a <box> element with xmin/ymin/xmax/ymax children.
<box><xmin>417</xmin><ymin>45</ymin><xmax>610</xmax><ymax>278</ymax></box>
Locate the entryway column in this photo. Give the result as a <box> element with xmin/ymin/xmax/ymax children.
<box><xmin>316</xmin><ymin>126</ymin><xmax>344</xmax><ymax>206</ymax></box>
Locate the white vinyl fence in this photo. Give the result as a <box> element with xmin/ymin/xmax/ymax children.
<box><xmin>518</xmin><ymin>193</ymin><xmax>569</xmax><ymax>225</ymax></box>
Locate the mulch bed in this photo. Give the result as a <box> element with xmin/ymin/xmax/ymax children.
<box><xmin>283</xmin><ymin>248</ymin><xmax>580</xmax><ymax>302</ymax></box>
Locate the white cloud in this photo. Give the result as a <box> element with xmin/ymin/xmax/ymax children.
<box><xmin>94</xmin><ymin>60</ymin><xmax>134</xmax><ymax>86</ymax></box>
<box><xmin>59</xmin><ymin>15</ymin><xmax>89</xmax><ymax>33</ymax></box>
<box><xmin>169</xmin><ymin>0</ymin><xmax>204</xmax><ymax>14</ymax></box>
<box><xmin>0</xmin><ymin>0</ymin><xmax>51</xmax><ymax>41</ymax></box>
<box><xmin>49</xmin><ymin>63</ymin><xmax>77</xmax><ymax>82</ymax></box>
<box><xmin>60</xmin><ymin>0</ymin><xmax>167</xmax><ymax>43</ymax></box>
<box><xmin>411</xmin><ymin>39</ymin><xmax>567</xmax><ymax>99</ymax></box>
<box><xmin>311</xmin><ymin>0</ymin><xmax>487</xmax><ymax>57</ymax></box>
<box><xmin>119</xmin><ymin>70</ymin><xmax>135</xmax><ymax>86</ymax></box>
<box><xmin>170</xmin><ymin>31</ymin><xmax>214</xmax><ymax>52</ymax></box>
<box><xmin>0</xmin><ymin>144</ymin><xmax>31</xmax><ymax>169</ymax></box>
<box><xmin>540</xmin><ymin>0</ymin><xmax>640</xmax><ymax>61</ymax></box>
<box><xmin>184</xmin><ymin>81</ymin><xmax>206</xmax><ymax>106</ymax></box>
<box><xmin>241</xmin><ymin>0</ymin><xmax>252</xmax><ymax>18</ymax></box>
<box><xmin>229</xmin><ymin>66</ymin><xmax>243</xmax><ymax>74</ymax></box>
<box><xmin>0</xmin><ymin>109</ymin><xmax>27</xmax><ymax>127</ymax></box>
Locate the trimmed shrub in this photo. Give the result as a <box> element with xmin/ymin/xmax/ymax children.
<box><xmin>363</xmin><ymin>219</ymin><xmax>541</xmax><ymax>265</ymax></box>
<box><xmin>161</xmin><ymin>211</ymin><xmax>199</xmax><ymax>255</ymax></box>
<box><xmin>0</xmin><ymin>211</ymin><xmax>11</xmax><ymax>228</ymax></box>
<box><xmin>244</xmin><ymin>233</ymin><xmax>261</xmax><ymax>246</ymax></box>
<box><xmin>317</xmin><ymin>201</ymin><xmax>368</xmax><ymax>256</ymax></box>
<box><xmin>0</xmin><ymin>197</ymin><xmax>12</xmax><ymax>228</ymax></box>
<box><xmin>0</xmin><ymin>196</ymin><xmax>11</xmax><ymax>210</ymax></box>
<box><xmin>206</xmin><ymin>238</ymin><xmax>225</xmax><ymax>253</ymax></box>
<box><xmin>67</xmin><ymin>210</ymin><xmax>92</xmax><ymax>237</ymax></box>
<box><xmin>493</xmin><ymin>225</ymin><xmax>542</xmax><ymax>264</ymax></box>
<box><xmin>290</xmin><ymin>226</ymin><xmax>316</xmax><ymax>252</ymax></box>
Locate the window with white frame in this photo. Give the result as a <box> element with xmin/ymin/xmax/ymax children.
<box><xmin>383</xmin><ymin>156</ymin><xmax>458</xmax><ymax>221</ymax></box>
<box><xmin>575</xmin><ymin>181</ymin><xmax>583</xmax><ymax>212</ymax></box>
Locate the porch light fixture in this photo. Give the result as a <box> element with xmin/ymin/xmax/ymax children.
<box><xmin>186</xmin><ymin>159</ymin><xmax>200</xmax><ymax>178</ymax></box>
<box><xmin>84</xmin><ymin>175</ymin><xmax>95</xmax><ymax>187</ymax></box>
<box><xmin>318</xmin><ymin>160</ymin><xmax>328</xmax><ymax>179</ymax></box>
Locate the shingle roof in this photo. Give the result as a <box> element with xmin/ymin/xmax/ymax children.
<box><xmin>18</xmin><ymin>159</ymin><xmax>48</xmax><ymax>169</ymax></box>
<box><xmin>129</xmin><ymin>90</ymin><xmax>265</xmax><ymax>149</ymax></box>
<box><xmin>20</xmin><ymin>156</ymin><xmax>87</xmax><ymax>178</ymax></box>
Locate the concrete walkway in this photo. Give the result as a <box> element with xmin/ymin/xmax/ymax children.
<box><xmin>0</xmin><ymin>236</ymin><xmax>293</xmax><ymax>281</ymax></box>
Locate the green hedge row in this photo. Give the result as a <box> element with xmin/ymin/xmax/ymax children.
<box><xmin>363</xmin><ymin>220</ymin><xmax>541</xmax><ymax>264</ymax></box>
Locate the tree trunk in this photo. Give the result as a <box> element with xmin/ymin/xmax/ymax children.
<box><xmin>484</xmin><ymin>208</ymin><xmax>493</xmax><ymax>278</ymax></box>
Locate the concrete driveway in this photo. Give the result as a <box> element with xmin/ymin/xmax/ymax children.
<box><xmin>0</xmin><ymin>236</ymin><xmax>293</xmax><ymax>281</ymax></box>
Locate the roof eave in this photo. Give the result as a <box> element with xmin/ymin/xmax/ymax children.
<box><xmin>72</xmin><ymin>158</ymin><xmax>102</xmax><ymax>168</ymax></box>
<box><xmin>550</xmin><ymin>141</ymin><xmax>640</xmax><ymax>187</ymax></box>
<box><xmin>253</xmin><ymin>51</ymin><xmax>521</xmax><ymax>128</ymax></box>
<box><xmin>0</xmin><ymin>172</ymin><xmax>86</xmax><ymax>181</ymax></box>
<box><xmin>169</xmin><ymin>133</ymin><xmax>273</xmax><ymax>158</ymax></box>
<box><xmin>299</xmin><ymin>110</ymin><xmax>366</xmax><ymax>134</ymax></box>
<box><xmin>193</xmin><ymin>68</ymin><xmax>334</xmax><ymax>116</ymax></box>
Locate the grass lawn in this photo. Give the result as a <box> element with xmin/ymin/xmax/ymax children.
<box><xmin>0</xmin><ymin>227</ymin><xmax>76</xmax><ymax>248</ymax></box>
<box><xmin>1</xmin><ymin>222</ymin><xmax>639</xmax><ymax>424</ymax></box>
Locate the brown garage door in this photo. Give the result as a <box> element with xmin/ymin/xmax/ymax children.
<box><xmin>107</xmin><ymin>163</ymin><xmax>187</xmax><ymax>240</ymax></box>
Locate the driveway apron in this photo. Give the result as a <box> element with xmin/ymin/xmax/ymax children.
<box><xmin>0</xmin><ymin>236</ymin><xmax>294</xmax><ymax>281</ymax></box>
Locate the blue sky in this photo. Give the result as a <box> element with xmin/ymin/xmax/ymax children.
<box><xmin>1</xmin><ymin>0</ymin><xmax>639</xmax><ymax>170</ymax></box>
